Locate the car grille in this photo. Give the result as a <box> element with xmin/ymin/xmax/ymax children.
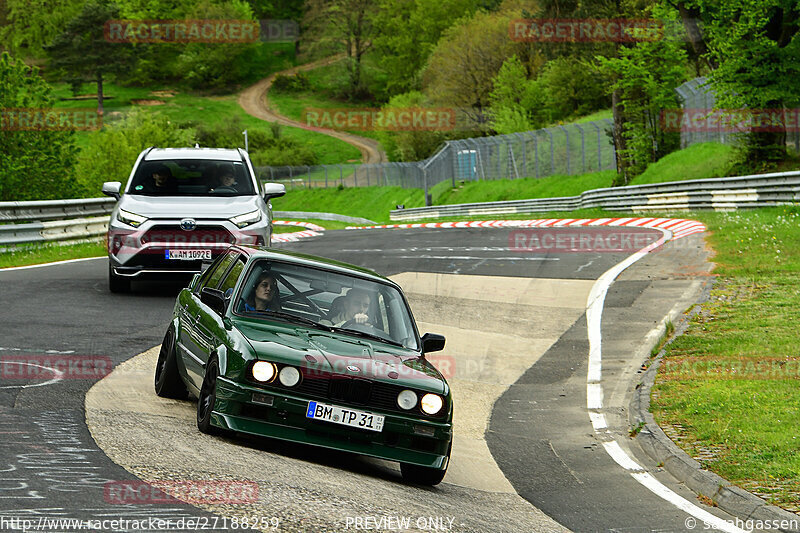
<box><xmin>141</xmin><ymin>225</ymin><xmax>234</xmax><ymax>246</ymax></box>
<box><xmin>329</xmin><ymin>378</ymin><xmax>372</xmax><ymax>404</ymax></box>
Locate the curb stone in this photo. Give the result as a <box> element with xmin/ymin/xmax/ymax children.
<box><xmin>630</xmin><ymin>318</ymin><xmax>800</xmax><ymax>531</ymax></box>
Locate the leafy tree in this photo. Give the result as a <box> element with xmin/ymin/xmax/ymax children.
<box><xmin>0</xmin><ymin>52</ymin><xmax>79</xmax><ymax>201</ymax></box>
<box><xmin>45</xmin><ymin>1</ymin><xmax>136</xmax><ymax>115</ymax></box>
<box><xmin>595</xmin><ymin>15</ymin><xmax>687</xmax><ymax>183</ymax></box>
<box><xmin>422</xmin><ymin>10</ymin><xmax>516</xmax><ymax>112</ymax></box>
<box><xmin>303</xmin><ymin>0</ymin><xmax>378</xmax><ymax>100</ymax></box>
<box><xmin>0</xmin><ymin>0</ymin><xmax>82</xmax><ymax>56</ymax></box>
<box><xmin>371</xmin><ymin>0</ymin><xmax>481</xmax><ymax>96</ymax></box>
<box><xmin>73</xmin><ymin>111</ymin><xmax>196</xmax><ymax>196</ymax></box>
<box><xmin>680</xmin><ymin>0</ymin><xmax>800</xmax><ymax>168</ymax></box>
<box><xmin>377</xmin><ymin>91</ymin><xmax>448</xmax><ymax>161</ymax></box>
<box><xmin>488</xmin><ymin>55</ymin><xmax>541</xmax><ymax>133</ymax></box>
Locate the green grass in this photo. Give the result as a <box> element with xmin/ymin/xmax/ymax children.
<box><xmin>651</xmin><ymin>207</ymin><xmax>800</xmax><ymax>511</ymax></box>
<box><xmin>631</xmin><ymin>142</ymin><xmax>736</xmax><ymax>185</ymax></box>
<box><xmin>271</xmin><ymin>186</ymin><xmax>425</xmax><ymax>224</ymax></box>
<box><xmin>0</xmin><ymin>240</ymin><xmax>106</xmax><ymax>268</ymax></box>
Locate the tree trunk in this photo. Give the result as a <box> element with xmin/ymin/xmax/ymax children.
<box><xmin>611</xmin><ymin>88</ymin><xmax>629</xmax><ymax>186</ymax></box>
<box><xmin>675</xmin><ymin>2</ymin><xmax>718</xmax><ymax>70</ymax></box>
<box><xmin>96</xmin><ymin>71</ymin><xmax>104</xmax><ymax>116</ymax></box>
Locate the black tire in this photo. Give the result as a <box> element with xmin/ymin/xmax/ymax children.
<box><xmin>197</xmin><ymin>358</ymin><xmax>221</xmax><ymax>435</ymax></box>
<box><xmin>108</xmin><ymin>264</ymin><xmax>130</xmax><ymax>293</ymax></box>
<box><xmin>154</xmin><ymin>328</ymin><xmax>188</xmax><ymax>399</ymax></box>
<box><xmin>400</xmin><ymin>442</ymin><xmax>451</xmax><ymax>486</ymax></box>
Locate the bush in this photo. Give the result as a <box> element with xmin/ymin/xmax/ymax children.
<box><xmin>0</xmin><ymin>52</ymin><xmax>79</xmax><ymax>201</ymax></box>
<box><xmin>272</xmin><ymin>73</ymin><xmax>311</xmax><ymax>92</ymax></box>
<box><xmin>250</xmin><ymin>142</ymin><xmax>319</xmax><ymax>166</ymax></box>
<box><xmin>74</xmin><ymin>111</ymin><xmax>196</xmax><ymax>197</ymax></box>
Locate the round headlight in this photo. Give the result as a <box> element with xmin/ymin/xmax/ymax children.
<box><xmin>278</xmin><ymin>366</ymin><xmax>301</xmax><ymax>387</ymax></box>
<box><xmin>397</xmin><ymin>389</ymin><xmax>417</xmax><ymax>410</ymax></box>
<box><xmin>420</xmin><ymin>393</ymin><xmax>444</xmax><ymax>415</ymax></box>
<box><xmin>252</xmin><ymin>361</ymin><xmax>276</xmax><ymax>382</ymax></box>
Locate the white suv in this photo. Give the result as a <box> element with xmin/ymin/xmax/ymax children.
<box><xmin>101</xmin><ymin>147</ymin><xmax>285</xmax><ymax>293</ymax></box>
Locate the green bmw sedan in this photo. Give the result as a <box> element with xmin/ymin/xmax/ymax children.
<box><xmin>154</xmin><ymin>245</ymin><xmax>452</xmax><ymax>485</ymax></box>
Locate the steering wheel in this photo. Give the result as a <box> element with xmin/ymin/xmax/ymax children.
<box><xmin>340</xmin><ymin>318</ymin><xmax>373</xmax><ymax>330</ymax></box>
<box><xmin>211</xmin><ymin>186</ymin><xmax>237</xmax><ymax>193</ymax></box>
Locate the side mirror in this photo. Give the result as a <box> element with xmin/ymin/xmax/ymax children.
<box><xmin>263</xmin><ymin>182</ymin><xmax>286</xmax><ymax>201</ymax></box>
<box><xmin>200</xmin><ymin>287</ymin><xmax>226</xmax><ymax>316</ymax></box>
<box><xmin>421</xmin><ymin>333</ymin><xmax>446</xmax><ymax>354</ymax></box>
<box><xmin>102</xmin><ymin>181</ymin><xmax>122</xmax><ymax>200</ymax></box>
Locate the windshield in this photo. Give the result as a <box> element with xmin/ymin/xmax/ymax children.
<box><xmin>128</xmin><ymin>159</ymin><xmax>255</xmax><ymax>196</ymax></box>
<box><xmin>234</xmin><ymin>260</ymin><xmax>419</xmax><ymax>350</ymax></box>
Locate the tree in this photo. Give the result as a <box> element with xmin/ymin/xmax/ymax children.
<box><xmin>0</xmin><ymin>52</ymin><xmax>79</xmax><ymax>201</ymax></box>
<box><xmin>595</xmin><ymin>14</ymin><xmax>687</xmax><ymax>183</ymax></box>
<box><xmin>377</xmin><ymin>91</ymin><xmax>448</xmax><ymax>160</ymax></box>
<box><xmin>303</xmin><ymin>0</ymin><xmax>378</xmax><ymax>100</ymax></box>
<box><xmin>422</xmin><ymin>10</ymin><xmax>516</xmax><ymax>113</ymax></box>
<box><xmin>0</xmin><ymin>0</ymin><xmax>83</xmax><ymax>56</ymax></box>
<box><xmin>488</xmin><ymin>55</ymin><xmax>541</xmax><ymax>133</ymax></box>
<box><xmin>371</xmin><ymin>0</ymin><xmax>481</xmax><ymax>97</ymax></box>
<box><xmin>45</xmin><ymin>1</ymin><xmax>136</xmax><ymax>115</ymax></box>
<box><xmin>674</xmin><ymin>0</ymin><xmax>800</xmax><ymax>168</ymax></box>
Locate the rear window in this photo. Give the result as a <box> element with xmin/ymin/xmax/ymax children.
<box><xmin>128</xmin><ymin>159</ymin><xmax>254</xmax><ymax>196</ymax></box>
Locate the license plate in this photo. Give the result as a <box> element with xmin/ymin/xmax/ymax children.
<box><xmin>166</xmin><ymin>249</ymin><xmax>211</xmax><ymax>260</ymax></box>
<box><xmin>306</xmin><ymin>401</ymin><xmax>384</xmax><ymax>432</ymax></box>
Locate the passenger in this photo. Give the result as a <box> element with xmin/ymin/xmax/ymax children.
<box><xmin>243</xmin><ymin>273</ymin><xmax>281</xmax><ymax>312</ymax></box>
<box><xmin>328</xmin><ymin>288</ymin><xmax>371</xmax><ymax>327</ymax></box>
<box><xmin>211</xmin><ymin>167</ymin><xmax>238</xmax><ymax>192</ymax></box>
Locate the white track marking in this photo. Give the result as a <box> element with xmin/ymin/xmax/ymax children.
<box><xmin>632</xmin><ymin>473</ymin><xmax>749</xmax><ymax>533</ymax></box>
<box><xmin>585</xmin><ymin>227</ymin><xmax>751</xmax><ymax>533</ymax></box>
<box><xmin>0</xmin><ymin>362</ymin><xmax>64</xmax><ymax>389</ymax></box>
<box><xmin>0</xmin><ymin>256</ymin><xmax>104</xmax><ymax>272</ymax></box>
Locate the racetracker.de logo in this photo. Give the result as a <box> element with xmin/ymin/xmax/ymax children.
<box><xmin>509</xmin><ymin>228</ymin><xmax>662</xmax><ymax>253</ymax></box>
<box><xmin>509</xmin><ymin>18</ymin><xmax>665</xmax><ymax>42</ymax></box>
<box><xmin>104</xmin><ymin>481</ymin><xmax>258</xmax><ymax>505</ymax></box>
<box><xmin>1</xmin><ymin>355</ymin><xmax>113</xmax><ymax>380</ymax></box>
<box><xmin>1</xmin><ymin>108</ymin><xmax>102</xmax><ymax>131</ymax></box>
<box><xmin>661</xmin><ymin>108</ymin><xmax>800</xmax><ymax>133</ymax></box>
<box><xmin>104</xmin><ymin>19</ymin><xmax>260</xmax><ymax>43</ymax></box>
<box><xmin>302</xmin><ymin>108</ymin><xmax>457</xmax><ymax>132</ymax></box>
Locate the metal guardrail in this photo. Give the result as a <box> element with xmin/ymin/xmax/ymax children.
<box><xmin>389</xmin><ymin>171</ymin><xmax>800</xmax><ymax>221</ymax></box>
<box><xmin>0</xmin><ymin>198</ymin><xmax>116</xmax><ymax>222</ymax></box>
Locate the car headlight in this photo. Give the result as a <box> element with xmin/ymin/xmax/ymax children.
<box><xmin>252</xmin><ymin>361</ymin><xmax>276</xmax><ymax>382</ymax></box>
<box><xmin>420</xmin><ymin>393</ymin><xmax>444</xmax><ymax>415</ymax></box>
<box><xmin>230</xmin><ymin>210</ymin><xmax>262</xmax><ymax>228</ymax></box>
<box><xmin>116</xmin><ymin>209</ymin><xmax>147</xmax><ymax>228</ymax></box>
<box><xmin>278</xmin><ymin>366</ymin><xmax>301</xmax><ymax>387</ymax></box>
<box><xmin>397</xmin><ymin>390</ymin><xmax>417</xmax><ymax>410</ymax></box>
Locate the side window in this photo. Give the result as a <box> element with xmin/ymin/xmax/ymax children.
<box><xmin>219</xmin><ymin>259</ymin><xmax>246</xmax><ymax>299</ymax></box>
<box><xmin>200</xmin><ymin>252</ymin><xmax>236</xmax><ymax>291</ymax></box>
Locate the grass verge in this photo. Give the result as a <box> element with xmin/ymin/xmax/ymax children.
<box><xmin>0</xmin><ymin>240</ymin><xmax>106</xmax><ymax>269</ymax></box>
<box><xmin>650</xmin><ymin>207</ymin><xmax>800</xmax><ymax>512</ymax></box>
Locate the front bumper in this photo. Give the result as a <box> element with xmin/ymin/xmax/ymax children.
<box><xmin>212</xmin><ymin>376</ymin><xmax>452</xmax><ymax>469</ymax></box>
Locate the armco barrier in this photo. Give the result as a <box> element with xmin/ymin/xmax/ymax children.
<box><xmin>389</xmin><ymin>171</ymin><xmax>800</xmax><ymax>221</ymax></box>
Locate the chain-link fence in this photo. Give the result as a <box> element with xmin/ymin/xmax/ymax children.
<box><xmin>675</xmin><ymin>76</ymin><xmax>800</xmax><ymax>151</ymax></box>
<box><xmin>255</xmin><ymin>118</ymin><xmax>616</xmax><ymax>192</ymax></box>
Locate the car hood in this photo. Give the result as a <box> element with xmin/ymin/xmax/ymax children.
<box><xmin>119</xmin><ymin>195</ymin><xmax>261</xmax><ymax>219</ymax></box>
<box><xmin>235</xmin><ymin>321</ymin><xmax>447</xmax><ymax>394</ymax></box>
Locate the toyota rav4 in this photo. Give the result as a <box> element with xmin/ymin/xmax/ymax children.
<box><xmin>101</xmin><ymin>147</ymin><xmax>286</xmax><ymax>293</ymax></box>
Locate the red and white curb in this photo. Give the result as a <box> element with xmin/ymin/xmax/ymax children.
<box><xmin>270</xmin><ymin>220</ymin><xmax>325</xmax><ymax>243</ymax></box>
<box><xmin>346</xmin><ymin>217</ymin><xmax>706</xmax><ymax>240</ymax></box>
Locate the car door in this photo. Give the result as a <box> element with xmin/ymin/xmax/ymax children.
<box><xmin>180</xmin><ymin>251</ymin><xmax>237</xmax><ymax>389</ymax></box>
<box><xmin>193</xmin><ymin>255</ymin><xmax>246</xmax><ymax>374</ymax></box>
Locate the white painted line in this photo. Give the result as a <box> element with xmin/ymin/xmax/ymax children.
<box><xmin>587</xmin><ymin>383</ymin><xmax>604</xmax><ymax>409</ymax></box>
<box><xmin>585</xmin><ymin>227</ymin><xmax>751</xmax><ymax>533</ymax></box>
<box><xmin>394</xmin><ymin>255</ymin><xmax>560</xmax><ymax>261</ymax></box>
<box><xmin>632</xmin><ymin>473</ymin><xmax>750</xmax><ymax>533</ymax></box>
<box><xmin>589</xmin><ymin>412</ymin><xmax>608</xmax><ymax>430</ymax></box>
<box><xmin>0</xmin><ymin>362</ymin><xmax>64</xmax><ymax>390</ymax></box>
<box><xmin>603</xmin><ymin>441</ymin><xmax>644</xmax><ymax>471</ymax></box>
<box><xmin>0</xmin><ymin>256</ymin><xmax>104</xmax><ymax>272</ymax></box>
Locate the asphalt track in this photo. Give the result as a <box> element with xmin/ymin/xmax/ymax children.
<box><xmin>0</xmin><ymin>226</ymin><xmax>741</xmax><ymax>532</ymax></box>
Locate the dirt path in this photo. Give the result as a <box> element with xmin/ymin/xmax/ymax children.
<box><xmin>238</xmin><ymin>55</ymin><xmax>388</xmax><ymax>164</ymax></box>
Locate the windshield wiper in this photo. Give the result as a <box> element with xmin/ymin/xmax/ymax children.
<box><xmin>333</xmin><ymin>327</ymin><xmax>404</xmax><ymax>347</ymax></box>
<box><xmin>251</xmin><ymin>310</ymin><xmax>333</xmax><ymax>331</ymax></box>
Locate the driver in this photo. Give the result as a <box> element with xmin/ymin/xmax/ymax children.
<box><xmin>211</xmin><ymin>167</ymin><xmax>238</xmax><ymax>192</ymax></box>
<box><xmin>329</xmin><ymin>288</ymin><xmax>371</xmax><ymax>327</ymax></box>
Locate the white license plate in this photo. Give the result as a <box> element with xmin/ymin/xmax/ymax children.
<box><xmin>166</xmin><ymin>249</ymin><xmax>211</xmax><ymax>260</ymax></box>
<box><xmin>306</xmin><ymin>401</ymin><xmax>384</xmax><ymax>432</ymax></box>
